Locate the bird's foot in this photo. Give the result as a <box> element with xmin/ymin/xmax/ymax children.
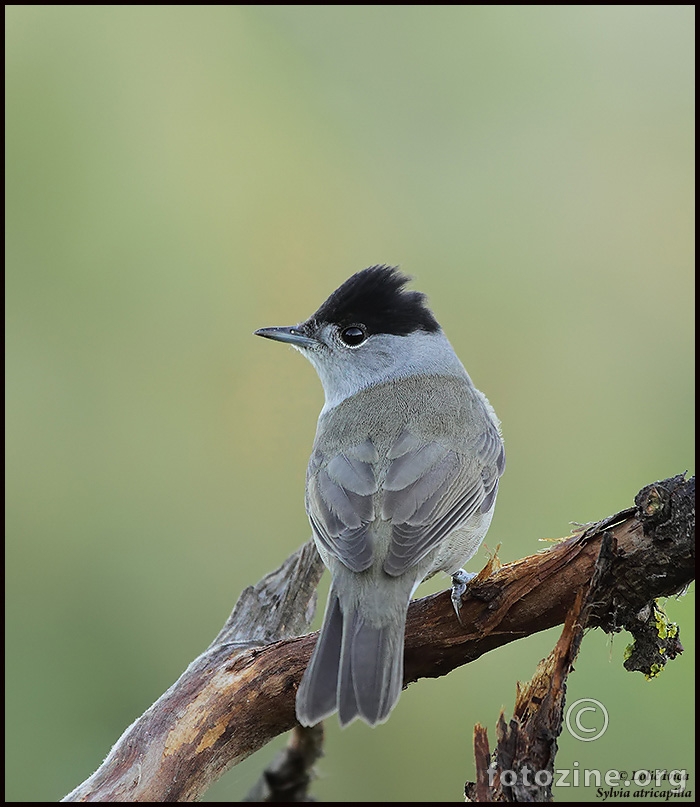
<box><xmin>451</xmin><ymin>569</ymin><xmax>477</xmax><ymax>625</ymax></box>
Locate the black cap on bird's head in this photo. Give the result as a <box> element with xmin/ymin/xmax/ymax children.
<box><xmin>255</xmin><ymin>265</ymin><xmax>441</xmax><ymax>349</ymax></box>
<box><xmin>311</xmin><ymin>265</ymin><xmax>440</xmax><ymax>337</ymax></box>
<box><xmin>255</xmin><ymin>264</ymin><xmax>466</xmax><ymax>409</ymax></box>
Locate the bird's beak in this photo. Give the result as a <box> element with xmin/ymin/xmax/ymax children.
<box><xmin>254</xmin><ymin>325</ymin><xmax>319</xmax><ymax>349</ymax></box>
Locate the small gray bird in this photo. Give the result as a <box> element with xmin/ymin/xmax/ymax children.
<box><xmin>255</xmin><ymin>266</ymin><xmax>505</xmax><ymax>728</ymax></box>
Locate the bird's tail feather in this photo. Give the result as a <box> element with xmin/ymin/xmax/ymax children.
<box><xmin>296</xmin><ymin>588</ymin><xmax>343</xmax><ymax>727</ymax></box>
<box><xmin>296</xmin><ymin>585</ymin><xmax>406</xmax><ymax>728</ymax></box>
<box><xmin>337</xmin><ymin>607</ymin><xmax>404</xmax><ymax>727</ymax></box>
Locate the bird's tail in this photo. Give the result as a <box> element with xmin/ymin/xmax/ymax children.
<box><xmin>296</xmin><ymin>583</ymin><xmax>409</xmax><ymax>728</ymax></box>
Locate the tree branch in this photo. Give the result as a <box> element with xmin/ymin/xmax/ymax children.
<box><xmin>242</xmin><ymin>724</ymin><xmax>324</xmax><ymax>802</ymax></box>
<box><xmin>462</xmin><ymin>473</ymin><xmax>694</xmax><ymax>802</ymax></box>
<box><xmin>62</xmin><ymin>474</ymin><xmax>694</xmax><ymax>802</ymax></box>
<box><xmin>465</xmin><ymin>529</ymin><xmax>608</xmax><ymax>802</ymax></box>
<box><xmin>467</xmin><ymin>590</ymin><xmax>588</xmax><ymax>802</ymax></box>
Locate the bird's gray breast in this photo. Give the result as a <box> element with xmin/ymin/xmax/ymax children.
<box><xmin>305</xmin><ymin>374</ymin><xmax>505</xmax><ymax>577</ymax></box>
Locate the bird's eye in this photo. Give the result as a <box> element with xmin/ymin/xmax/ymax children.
<box><xmin>339</xmin><ymin>325</ymin><xmax>367</xmax><ymax>347</ymax></box>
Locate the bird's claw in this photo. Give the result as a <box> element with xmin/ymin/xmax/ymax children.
<box><xmin>451</xmin><ymin>569</ymin><xmax>477</xmax><ymax>625</ymax></box>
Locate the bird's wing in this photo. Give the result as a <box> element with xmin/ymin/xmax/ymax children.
<box><xmin>306</xmin><ymin>438</ymin><xmax>379</xmax><ymax>572</ymax></box>
<box><xmin>381</xmin><ymin>427</ymin><xmax>505</xmax><ymax>576</ymax></box>
<box><xmin>307</xmin><ymin>425</ymin><xmax>505</xmax><ymax>577</ymax></box>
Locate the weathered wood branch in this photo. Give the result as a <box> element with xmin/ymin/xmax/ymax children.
<box><xmin>62</xmin><ymin>540</ymin><xmax>325</xmax><ymax>803</ymax></box>
<box><xmin>466</xmin><ymin>541</ymin><xmax>603</xmax><ymax>803</ymax></box>
<box><xmin>62</xmin><ymin>474</ymin><xmax>694</xmax><ymax>802</ymax></box>
<box><xmin>463</xmin><ymin>473</ymin><xmax>694</xmax><ymax>803</ymax></box>
<box><xmin>242</xmin><ymin>723</ymin><xmax>324</xmax><ymax>802</ymax></box>
<box><xmin>467</xmin><ymin>590</ymin><xmax>589</xmax><ymax>802</ymax></box>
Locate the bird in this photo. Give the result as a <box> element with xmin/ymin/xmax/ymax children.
<box><xmin>254</xmin><ymin>265</ymin><xmax>505</xmax><ymax>728</ymax></box>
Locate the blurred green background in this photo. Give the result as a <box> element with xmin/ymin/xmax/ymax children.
<box><xmin>6</xmin><ymin>6</ymin><xmax>694</xmax><ymax>802</ymax></box>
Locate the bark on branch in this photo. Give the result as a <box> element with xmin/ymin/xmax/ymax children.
<box><xmin>62</xmin><ymin>474</ymin><xmax>694</xmax><ymax>802</ymax></box>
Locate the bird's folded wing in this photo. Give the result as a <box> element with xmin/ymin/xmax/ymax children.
<box><xmin>307</xmin><ymin>428</ymin><xmax>505</xmax><ymax>577</ymax></box>
<box><xmin>382</xmin><ymin>428</ymin><xmax>505</xmax><ymax>576</ymax></box>
<box><xmin>307</xmin><ymin>439</ymin><xmax>379</xmax><ymax>572</ymax></box>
